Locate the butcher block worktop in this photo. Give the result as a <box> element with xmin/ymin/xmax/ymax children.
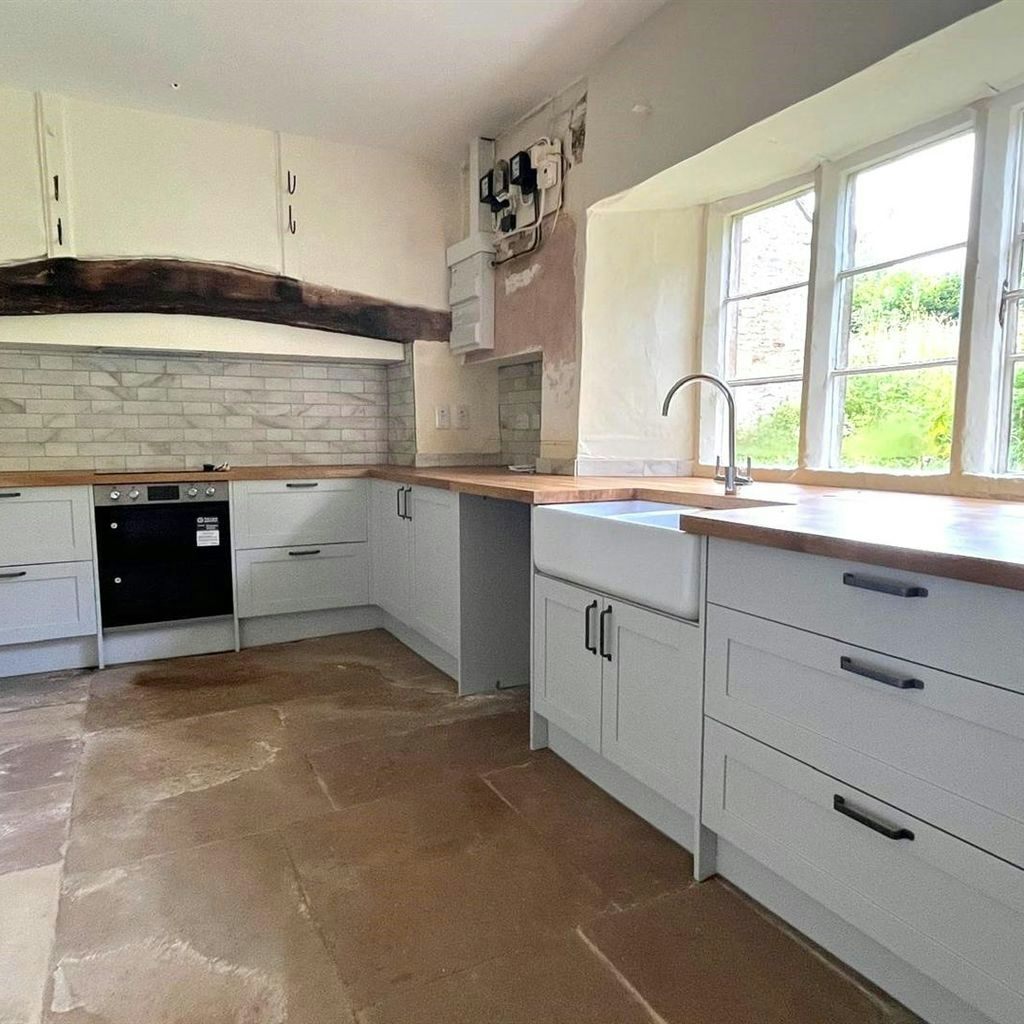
<box><xmin>3</xmin><ymin>464</ymin><xmax>1024</xmax><ymax>589</ymax></box>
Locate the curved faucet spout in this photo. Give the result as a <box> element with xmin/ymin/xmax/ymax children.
<box><xmin>661</xmin><ymin>372</ymin><xmax>741</xmax><ymax>495</ymax></box>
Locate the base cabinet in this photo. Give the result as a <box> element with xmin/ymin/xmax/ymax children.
<box><xmin>0</xmin><ymin>561</ymin><xmax>97</xmax><ymax>646</ymax></box>
<box><xmin>532</xmin><ymin>573</ymin><xmax>701</xmax><ymax>812</ymax></box>
<box><xmin>370</xmin><ymin>480</ymin><xmax>411</xmax><ymax>621</ymax></box>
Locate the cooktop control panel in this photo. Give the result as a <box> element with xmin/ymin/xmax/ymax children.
<box><xmin>93</xmin><ymin>482</ymin><xmax>229</xmax><ymax>505</ymax></box>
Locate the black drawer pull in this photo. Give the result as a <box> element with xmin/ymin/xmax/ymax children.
<box><xmin>842</xmin><ymin>572</ymin><xmax>927</xmax><ymax>598</ymax></box>
<box><xmin>287</xmin><ymin>549</ymin><xmax>321</xmax><ymax>557</ymax></box>
<box><xmin>584</xmin><ymin>599</ymin><xmax>598</xmax><ymax>654</ymax></box>
<box><xmin>599</xmin><ymin>605</ymin><xmax>613</xmax><ymax>661</ymax></box>
<box><xmin>285</xmin><ymin>482</ymin><xmax>319</xmax><ymax>488</ymax></box>
<box><xmin>833</xmin><ymin>795</ymin><xmax>914</xmax><ymax>841</ymax></box>
<box><xmin>0</xmin><ymin>492</ymin><xmax>22</xmax><ymax>498</ymax></box>
<box><xmin>839</xmin><ymin>655</ymin><xmax>923</xmax><ymax>690</ymax></box>
<box><xmin>0</xmin><ymin>570</ymin><xmax>27</xmax><ymax>579</ymax></box>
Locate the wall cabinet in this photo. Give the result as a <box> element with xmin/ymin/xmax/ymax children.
<box><xmin>369</xmin><ymin>480</ymin><xmax>460</xmax><ymax>658</ymax></box>
<box><xmin>64</xmin><ymin>98</ymin><xmax>282</xmax><ymax>272</ymax></box>
<box><xmin>532</xmin><ymin>573</ymin><xmax>702</xmax><ymax>810</ymax></box>
<box><xmin>0</xmin><ymin>88</ymin><xmax>47</xmax><ymax>263</ymax></box>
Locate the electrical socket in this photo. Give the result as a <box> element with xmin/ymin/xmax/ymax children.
<box><xmin>455</xmin><ymin>405</ymin><xmax>470</xmax><ymax>429</ymax></box>
<box><xmin>435</xmin><ymin>405</ymin><xmax>451</xmax><ymax>430</ymax></box>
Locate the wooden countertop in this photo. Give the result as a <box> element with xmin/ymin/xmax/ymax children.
<box><xmin>3</xmin><ymin>463</ymin><xmax>1024</xmax><ymax>589</ymax></box>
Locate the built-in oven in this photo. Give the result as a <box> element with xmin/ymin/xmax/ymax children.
<box><xmin>94</xmin><ymin>482</ymin><xmax>233</xmax><ymax>628</ymax></box>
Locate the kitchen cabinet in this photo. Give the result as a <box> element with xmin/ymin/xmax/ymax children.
<box><xmin>369</xmin><ymin>480</ymin><xmax>460</xmax><ymax>658</ymax></box>
<box><xmin>0</xmin><ymin>486</ymin><xmax>93</xmax><ymax>565</ymax></box>
<box><xmin>278</xmin><ymin>133</ymin><xmax>448</xmax><ymax>308</ymax></box>
<box><xmin>532</xmin><ymin>572</ymin><xmax>701</xmax><ymax>808</ymax></box>
<box><xmin>0</xmin><ymin>88</ymin><xmax>47</xmax><ymax>263</ymax></box>
<box><xmin>232</xmin><ymin>479</ymin><xmax>367</xmax><ymax>550</ymax></box>
<box><xmin>64</xmin><ymin>97</ymin><xmax>281</xmax><ymax>271</ymax></box>
<box><xmin>0</xmin><ymin>561</ymin><xmax>97</xmax><ymax>646</ymax></box>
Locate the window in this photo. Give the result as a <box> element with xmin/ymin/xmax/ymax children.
<box><xmin>1001</xmin><ymin>115</ymin><xmax>1024</xmax><ymax>473</ymax></box>
<box><xmin>830</xmin><ymin>132</ymin><xmax>974</xmax><ymax>471</ymax></box>
<box><xmin>717</xmin><ymin>189</ymin><xmax>815</xmax><ymax>467</ymax></box>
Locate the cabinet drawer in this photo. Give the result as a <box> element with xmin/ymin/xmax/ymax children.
<box><xmin>0</xmin><ymin>486</ymin><xmax>92</xmax><ymax>566</ymax></box>
<box><xmin>707</xmin><ymin>539</ymin><xmax>1024</xmax><ymax>690</ymax></box>
<box><xmin>232</xmin><ymin>479</ymin><xmax>367</xmax><ymax>549</ymax></box>
<box><xmin>703</xmin><ymin>721</ymin><xmax>1024</xmax><ymax>1024</ymax></box>
<box><xmin>0</xmin><ymin>561</ymin><xmax>97</xmax><ymax>645</ymax></box>
<box><xmin>706</xmin><ymin>605</ymin><xmax>1024</xmax><ymax>867</ymax></box>
<box><xmin>235</xmin><ymin>543</ymin><xmax>369</xmax><ymax>618</ymax></box>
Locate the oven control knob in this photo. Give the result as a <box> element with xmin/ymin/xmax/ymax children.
<box><xmin>108</xmin><ymin>489</ymin><xmax>121</xmax><ymax>501</ymax></box>
<box><xmin>128</xmin><ymin>489</ymin><xmax>140</xmax><ymax>501</ymax></box>
<box><xmin>186</xmin><ymin>486</ymin><xmax>199</xmax><ymax>498</ymax></box>
<box><xmin>205</xmin><ymin>486</ymin><xmax>216</xmax><ymax>497</ymax></box>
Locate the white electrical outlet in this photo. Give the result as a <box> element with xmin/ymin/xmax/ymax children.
<box><xmin>455</xmin><ymin>405</ymin><xmax>470</xmax><ymax>429</ymax></box>
<box><xmin>435</xmin><ymin>405</ymin><xmax>451</xmax><ymax>430</ymax></box>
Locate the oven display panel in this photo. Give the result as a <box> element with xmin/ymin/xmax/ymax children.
<box><xmin>147</xmin><ymin>485</ymin><xmax>180</xmax><ymax>501</ymax></box>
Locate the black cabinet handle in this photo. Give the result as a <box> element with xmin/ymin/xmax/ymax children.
<box><xmin>287</xmin><ymin>549</ymin><xmax>320</xmax><ymax>557</ymax></box>
<box><xmin>842</xmin><ymin>572</ymin><xmax>927</xmax><ymax>598</ymax></box>
<box><xmin>403</xmin><ymin>486</ymin><xmax>412</xmax><ymax>520</ymax></box>
<box><xmin>0</xmin><ymin>570</ymin><xmax>27</xmax><ymax>580</ymax></box>
<box><xmin>285</xmin><ymin>482</ymin><xmax>318</xmax><ymax>488</ymax></box>
<box><xmin>396</xmin><ymin>486</ymin><xmax>403</xmax><ymax>518</ymax></box>
<box><xmin>833</xmin><ymin>794</ymin><xmax>914</xmax><ymax>841</ymax></box>
<box><xmin>584</xmin><ymin>599</ymin><xmax>598</xmax><ymax>654</ymax></box>
<box><xmin>599</xmin><ymin>605</ymin><xmax>613</xmax><ymax>661</ymax></box>
<box><xmin>0</xmin><ymin>492</ymin><xmax>21</xmax><ymax>498</ymax></box>
<box><xmin>56</xmin><ymin>216</ymin><xmax>63</xmax><ymax>246</ymax></box>
<box><xmin>840</xmin><ymin>655</ymin><xmax>923</xmax><ymax>690</ymax></box>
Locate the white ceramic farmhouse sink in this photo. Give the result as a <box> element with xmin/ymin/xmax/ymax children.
<box><xmin>533</xmin><ymin>501</ymin><xmax>705</xmax><ymax>619</ymax></box>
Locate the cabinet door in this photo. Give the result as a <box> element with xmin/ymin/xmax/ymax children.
<box><xmin>65</xmin><ymin>98</ymin><xmax>281</xmax><ymax>271</ymax></box>
<box><xmin>232</xmin><ymin>479</ymin><xmax>367</xmax><ymax>550</ymax></box>
<box><xmin>407</xmin><ymin>486</ymin><xmax>460</xmax><ymax>656</ymax></box>
<box><xmin>532</xmin><ymin>575</ymin><xmax>603</xmax><ymax>751</ymax></box>
<box><xmin>0</xmin><ymin>88</ymin><xmax>47</xmax><ymax>263</ymax></box>
<box><xmin>0</xmin><ymin>486</ymin><xmax>93</xmax><ymax>566</ymax></box>
<box><xmin>601</xmin><ymin>601</ymin><xmax>702</xmax><ymax>811</ymax></box>
<box><xmin>369</xmin><ymin>481</ymin><xmax>410</xmax><ymax>621</ymax></box>
<box><xmin>279</xmin><ymin>133</ymin><xmax>448</xmax><ymax>307</ymax></box>
<box><xmin>0</xmin><ymin>561</ymin><xmax>96</xmax><ymax>645</ymax></box>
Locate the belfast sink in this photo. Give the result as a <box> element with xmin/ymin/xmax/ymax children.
<box><xmin>533</xmin><ymin>501</ymin><xmax>705</xmax><ymax>619</ymax></box>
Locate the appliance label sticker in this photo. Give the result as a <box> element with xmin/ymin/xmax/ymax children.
<box><xmin>196</xmin><ymin>516</ymin><xmax>220</xmax><ymax>547</ymax></box>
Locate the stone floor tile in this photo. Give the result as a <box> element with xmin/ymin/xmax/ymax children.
<box><xmin>287</xmin><ymin>776</ymin><xmax>606</xmax><ymax>1008</ymax></box>
<box><xmin>0</xmin><ymin>862</ymin><xmax>61</xmax><ymax>1024</ymax></box>
<box><xmin>358</xmin><ymin>930</ymin><xmax>653</xmax><ymax>1024</ymax></box>
<box><xmin>0</xmin><ymin>784</ymin><xmax>73</xmax><ymax>874</ymax></box>
<box><xmin>46</xmin><ymin>833</ymin><xmax>354</xmax><ymax>1024</ymax></box>
<box><xmin>581</xmin><ymin>881</ymin><xmax>895</xmax><ymax>1024</ymax></box>
<box><xmin>66</xmin><ymin>705</ymin><xmax>332</xmax><ymax>872</ymax></box>
<box><xmin>0</xmin><ymin>703</ymin><xmax>85</xmax><ymax>745</ymax></box>
<box><xmin>0</xmin><ymin>670</ymin><xmax>91</xmax><ymax>714</ymax></box>
<box><xmin>308</xmin><ymin>708</ymin><xmax>530</xmax><ymax>808</ymax></box>
<box><xmin>484</xmin><ymin>752</ymin><xmax>694</xmax><ymax>906</ymax></box>
<box><xmin>0</xmin><ymin>737</ymin><xmax>81</xmax><ymax>794</ymax></box>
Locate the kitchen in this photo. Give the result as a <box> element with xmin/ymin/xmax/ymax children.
<box><xmin>1</xmin><ymin>2</ymin><xmax>1022</xmax><ymax>1023</ymax></box>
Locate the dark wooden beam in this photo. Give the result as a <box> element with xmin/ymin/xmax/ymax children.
<box><xmin>0</xmin><ymin>257</ymin><xmax>451</xmax><ymax>343</ymax></box>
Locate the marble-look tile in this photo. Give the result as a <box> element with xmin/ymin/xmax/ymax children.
<box><xmin>67</xmin><ymin>705</ymin><xmax>332</xmax><ymax>872</ymax></box>
<box><xmin>484</xmin><ymin>752</ymin><xmax>693</xmax><ymax>906</ymax></box>
<box><xmin>0</xmin><ymin>702</ymin><xmax>85</xmax><ymax>745</ymax></box>
<box><xmin>286</xmin><ymin>777</ymin><xmax>606</xmax><ymax>1009</ymax></box>
<box><xmin>582</xmin><ymin>881</ymin><xmax>895</xmax><ymax>1024</ymax></box>
<box><xmin>0</xmin><ymin>862</ymin><xmax>61</xmax><ymax>1024</ymax></box>
<box><xmin>47</xmin><ymin>833</ymin><xmax>354</xmax><ymax>1023</ymax></box>
<box><xmin>0</xmin><ymin>670</ymin><xmax>90</xmax><ymax>713</ymax></box>
<box><xmin>0</xmin><ymin>784</ymin><xmax>73</xmax><ymax>873</ymax></box>
<box><xmin>308</xmin><ymin>709</ymin><xmax>530</xmax><ymax>809</ymax></box>
<box><xmin>358</xmin><ymin>931</ymin><xmax>652</xmax><ymax>1024</ymax></box>
<box><xmin>0</xmin><ymin>737</ymin><xmax>81</xmax><ymax>794</ymax></box>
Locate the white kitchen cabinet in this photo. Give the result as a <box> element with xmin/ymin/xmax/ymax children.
<box><xmin>370</xmin><ymin>480</ymin><xmax>412</xmax><ymax>621</ymax></box>
<box><xmin>601</xmin><ymin>600</ymin><xmax>702</xmax><ymax>808</ymax></box>
<box><xmin>0</xmin><ymin>88</ymin><xmax>47</xmax><ymax>263</ymax></box>
<box><xmin>232</xmin><ymin>479</ymin><xmax>367</xmax><ymax>550</ymax></box>
<box><xmin>407</xmin><ymin>486</ymin><xmax>460</xmax><ymax>655</ymax></box>
<box><xmin>235</xmin><ymin>542</ymin><xmax>369</xmax><ymax>618</ymax></box>
<box><xmin>64</xmin><ymin>97</ymin><xmax>281</xmax><ymax>271</ymax></box>
<box><xmin>0</xmin><ymin>486</ymin><xmax>93</xmax><ymax>565</ymax></box>
<box><xmin>278</xmin><ymin>133</ymin><xmax>448</xmax><ymax>307</ymax></box>
<box><xmin>0</xmin><ymin>561</ymin><xmax>97</xmax><ymax>645</ymax></box>
<box><xmin>532</xmin><ymin>575</ymin><xmax>604</xmax><ymax>751</ymax></box>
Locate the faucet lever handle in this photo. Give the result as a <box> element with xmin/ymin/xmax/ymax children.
<box><xmin>714</xmin><ymin>454</ymin><xmax>724</xmax><ymax>482</ymax></box>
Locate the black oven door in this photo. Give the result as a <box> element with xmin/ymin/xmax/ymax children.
<box><xmin>95</xmin><ymin>501</ymin><xmax>233</xmax><ymax>628</ymax></box>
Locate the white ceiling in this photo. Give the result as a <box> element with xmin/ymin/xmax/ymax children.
<box><xmin>0</xmin><ymin>0</ymin><xmax>665</xmax><ymax>163</ymax></box>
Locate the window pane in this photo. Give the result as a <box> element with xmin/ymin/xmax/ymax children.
<box><xmin>836</xmin><ymin>365</ymin><xmax>956</xmax><ymax>471</ymax></box>
<box><xmin>841</xmin><ymin>248</ymin><xmax>964</xmax><ymax>369</ymax></box>
<box><xmin>731</xmin><ymin>380</ymin><xmax>802</xmax><ymax>468</ymax></box>
<box><xmin>850</xmin><ymin>133</ymin><xmax>974</xmax><ymax>268</ymax></box>
<box><xmin>725</xmin><ymin>286</ymin><xmax>808</xmax><ymax>380</ymax></box>
<box><xmin>733</xmin><ymin>190</ymin><xmax>815</xmax><ymax>294</ymax></box>
<box><xmin>1008</xmin><ymin>363</ymin><xmax>1024</xmax><ymax>472</ymax></box>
